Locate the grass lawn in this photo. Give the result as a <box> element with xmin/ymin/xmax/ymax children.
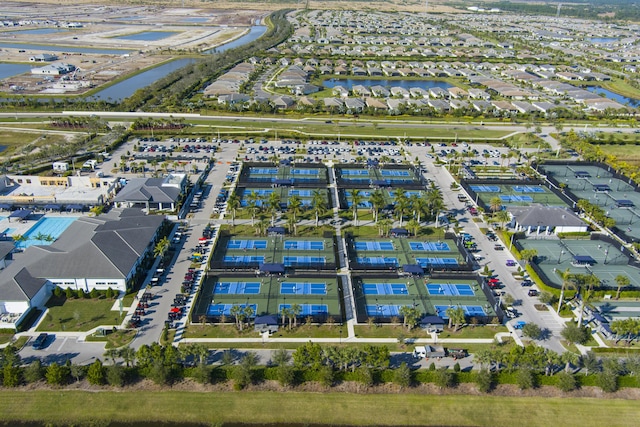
<box><xmin>85</xmin><ymin>329</ymin><xmax>137</xmax><ymax>349</ymax></box>
<box><xmin>439</xmin><ymin>325</ymin><xmax>508</xmax><ymax>339</ymax></box>
<box><xmin>36</xmin><ymin>296</ymin><xmax>125</xmax><ymax>332</ymax></box>
<box><xmin>185</xmin><ymin>322</ymin><xmax>341</xmax><ymax>339</ymax></box>
<box><xmin>595</xmin><ymin>143</ymin><xmax>640</xmax><ymax>167</ymax></box>
<box><xmin>0</xmin><ymin>390</ymin><xmax>636</xmax><ymax>427</ymax></box>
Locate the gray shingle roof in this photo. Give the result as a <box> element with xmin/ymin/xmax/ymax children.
<box><xmin>508</xmin><ymin>206</ymin><xmax>584</xmax><ymax>227</ymax></box>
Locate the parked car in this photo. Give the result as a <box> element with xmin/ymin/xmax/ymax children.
<box><xmin>528</xmin><ymin>289</ymin><xmax>539</xmax><ymax>297</ymax></box>
<box><xmin>32</xmin><ymin>333</ymin><xmax>48</xmax><ymax>349</ymax></box>
<box><xmin>506</xmin><ymin>260</ymin><xmax>517</xmax><ymax>267</ymax></box>
<box><xmin>514</xmin><ymin>321</ymin><xmax>527</xmax><ymax>330</ymax></box>
<box><xmin>494</xmin><ymin>244</ymin><xmax>504</xmax><ymax>251</ymax></box>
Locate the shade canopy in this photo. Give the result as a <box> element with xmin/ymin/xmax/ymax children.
<box><xmin>390</xmin><ymin>228</ymin><xmax>409</xmax><ymax>236</ymax></box>
<box><xmin>573</xmin><ymin>255</ymin><xmax>596</xmax><ymax>265</ymax></box>
<box><xmin>260</xmin><ymin>263</ymin><xmax>285</xmax><ymax>274</ymax></box>
<box><xmin>9</xmin><ymin>209</ymin><xmax>32</xmax><ymax>219</ymax></box>
<box><xmin>43</xmin><ymin>204</ymin><xmax>61</xmax><ymax>211</ymax></box>
<box><xmin>267</xmin><ymin>226</ymin><xmax>286</xmax><ymax>235</ymax></box>
<box><xmin>402</xmin><ymin>264</ymin><xmax>424</xmax><ymax>275</ymax></box>
<box><xmin>66</xmin><ymin>204</ymin><xmax>84</xmax><ymax>211</ymax></box>
<box><xmin>255</xmin><ymin>315</ymin><xmax>279</xmax><ymax>326</ymax></box>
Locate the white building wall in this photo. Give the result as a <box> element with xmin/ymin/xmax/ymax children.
<box><xmin>2</xmin><ymin>300</ymin><xmax>29</xmax><ymax>314</ymax></box>
<box><xmin>556</xmin><ymin>225</ymin><xmax>588</xmax><ymax>234</ymax></box>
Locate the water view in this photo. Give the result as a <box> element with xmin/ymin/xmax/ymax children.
<box><xmin>94</xmin><ymin>25</ymin><xmax>266</xmax><ymax>100</ymax></box>
<box><xmin>93</xmin><ymin>58</ymin><xmax>196</xmax><ymax>101</ymax></box>
<box><xmin>113</xmin><ymin>31</ymin><xmax>179</xmax><ymax>41</ymax></box>
<box><xmin>0</xmin><ymin>42</ymin><xmax>132</xmax><ymax>55</ymax></box>
<box><xmin>6</xmin><ymin>28</ymin><xmax>69</xmax><ymax>35</ymax></box>
<box><xmin>323</xmin><ymin>78</ymin><xmax>453</xmax><ymax>91</ymax></box>
<box><xmin>589</xmin><ymin>37</ymin><xmax>618</xmax><ymax>43</ymax></box>
<box><xmin>203</xmin><ymin>25</ymin><xmax>267</xmax><ymax>53</ymax></box>
<box><xmin>585</xmin><ymin>86</ymin><xmax>640</xmax><ymax>107</ymax></box>
<box><xmin>0</xmin><ymin>63</ymin><xmax>33</xmax><ymax>80</ymax></box>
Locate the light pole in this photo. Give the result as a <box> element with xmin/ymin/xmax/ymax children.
<box><xmin>558</xmin><ymin>249</ymin><xmax>565</xmax><ymax>264</ymax></box>
<box><xmin>604</xmin><ymin>248</ymin><xmax>609</xmax><ymax>265</ymax></box>
<box><xmin>339</xmin><ymin>328</ymin><xmax>342</xmax><ymax>344</ymax></box>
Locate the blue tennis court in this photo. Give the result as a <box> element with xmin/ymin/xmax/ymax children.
<box><xmin>409</xmin><ymin>242</ymin><xmax>450</xmax><ymax>251</ymax></box>
<box><xmin>345</xmin><ymin>190</ymin><xmax>372</xmax><ymax>197</ymax></box>
<box><xmin>356</xmin><ymin>257</ymin><xmax>398</xmax><ymax>266</ymax></box>
<box><xmin>284</xmin><ymin>240</ymin><xmax>325</xmax><ymax>250</ymax></box>
<box><xmin>513</xmin><ymin>185</ymin><xmax>546</xmax><ymax>193</ymax></box>
<box><xmin>227</xmin><ymin>240</ymin><xmax>267</xmax><ymax>250</ymax></box>
<box><xmin>342</xmin><ymin>169</ymin><xmax>369</xmax><ymax>176</ymax></box>
<box><xmin>291</xmin><ymin>169</ymin><xmax>319</xmax><ymax>176</ymax></box>
<box><xmin>346</xmin><ymin>200</ymin><xmax>372</xmax><ymax>208</ymax></box>
<box><xmin>416</xmin><ymin>257</ymin><xmax>458</xmax><ymax>267</ymax></box>
<box><xmin>435</xmin><ymin>305</ymin><xmax>486</xmax><ymax>318</ymax></box>
<box><xmin>389</xmin><ymin>190</ymin><xmax>422</xmax><ymax>197</ymax></box>
<box><xmin>366</xmin><ymin>304</ymin><xmax>402</xmax><ymax>317</ymax></box>
<box><xmin>470</xmin><ymin>185</ymin><xmax>500</xmax><ymax>193</ymax></box>
<box><xmin>279</xmin><ymin>304</ymin><xmax>327</xmax><ymax>316</ymax></box>
<box><xmin>280</xmin><ymin>282</ymin><xmax>327</xmax><ymax>295</ymax></box>
<box><xmin>207</xmin><ymin>303</ymin><xmax>258</xmax><ymax>316</ymax></box>
<box><xmin>381</xmin><ymin>170</ymin><xmax>410</xmax><ymax>177</ymax></box>
<box><xmin>244</xmin><ymin>189</ymin><xmax>273</xmax><ymax>196</ymax></box>
<box><xmin>427</xmin><ymin>283</ymin><xmax>474</xmax><ymax>296</ymax></box>
<box><xmin>283</xmin><ymin>256</ymin><xmax>325</xmax><ymax>266</ymax></box>
<box><xmin>250</xmin><ymin>168</ymin><xmax>278</xmax><ymax>175</ymax></box>
<box><xmin>289</xmin><ymin>189</ymin><xmax>313</xmax><ymax>197</ymax></box>
<box><xmin>214</xmin><ymin>281</ymin><xmax>261</xmax><ymax>294</ymax></box>
<box><xmin>355</xmin><ymin>241</ymin><xmax>394</xmax><ymax>251</ymax></box>
<box><xmin>500</xmin><ymin>195</ymin><xmax>533</xmax><ymax>202</ymax></box>
<box><xmin>363</xmin><ymin>283</ymin><xmax>408</xmax><ymax>295</ymax></box>
<box><xmin>223</xmin><ymin>255</ymin><xmax>264</xmax><ymax>264</ymax></box>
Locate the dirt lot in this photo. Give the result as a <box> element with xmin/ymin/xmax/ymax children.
<box><xmin>0</xmin><ymin>3</ymin><xmax>266</xmax><ymax>95</ymax></box>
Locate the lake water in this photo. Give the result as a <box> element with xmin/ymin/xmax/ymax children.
<box><xmin>0</xmin><ymin>42</ymin><xmax>132</xmax><ymax>55</ymax></box>
<box><xmin>0</xmin><ymin>63</ymin><xmax>33</xmax><ymax>79</ymax></box>
<box><xmin>9</xmin><ymin>28</ymin><xmax>69</xmax><ymax>35</ymax></box>
<box><xmin>93</xmin><ymin>25</ymin><xmax>267</xmax><ymax>100</ymax></box>
<box><xmin>203</xmin><ymin>25</ymin><xmax>267</xmax><ymax>53</ymax></box>
<box><xmin>113</xmin><ymin>31</ymin><xmax>179</xmax><ymax>41</ymax></box>
<box><xmin>589</xmin><ymin>37</ymin><xmax>618</xmax><ymax>43</ymax></box>
<box><xmin>93</xmin><ymin>58</ymin><xmax>196</xmax><ymax>101</ymax></box>
<box><xmin>183</xmin><ymin>17</ymin><xmax>209</xmax><ymax>23</ymax></box>
<box><xmin>585</xmin><ymin>86</ymin><xmax>640</xmax><ymax>107</ymax></box>
<box><xmin>323</xmin><ymin>78</ymin><xmax>453</xmax><ymax>91</ymax></box>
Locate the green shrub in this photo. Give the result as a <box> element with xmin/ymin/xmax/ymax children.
<box><xmin>556</xmin><ymin>371</ymin><xmax>578</xmax><ymax>392</ymax></box>
<box><xmin>105</xmin><ymin>287</ymin><xmax>114</xmax><ymax>299</ymax></box>
<box><xmin>90</xmin><ymin>288</ymin><xmax>100</xmax><ymax>299</ymax></box>
<box><xmin>3</xmin><ymin>364</ymin><xmax>22</xmax><ymax>387</ymax></box>
<box><xmin>453</xmin><ymin>362</ymin><xmax>461</xmax><ymax>373</ymax></box>
<box><xmin>596</xmin><ymin>370</ymin><xmax>619</xmax><ymax>392</ymax></box>
<box><xmin>87</xmin><ymin>359</ymin><xmax>106</xmax><ymax>385</ymax></box>
<box><xmin>45</xmin><ymin>362</ymin><xmax>69</xmax><ymax>386</ymax></box>
<box><xmin>433</xmin><ymin>367</ymin><xmax>455</xmax><ymax>389</ymax></box>
<box><xmin>428</xmin><ymin>362</ymin><xmax>436</xmax><ymax>371</ymax></box>
<box><xmin>24</xmin><ymin>360</ymin><xmax>43</xmax><ymax>383</ymax></box>
<box><xmin>106</xmin><ymin>365</ymin><xmax>125</xmax><ymax>387</ymax></box>
<box><xmin>516</xmin><ymin>367</ymin><xmax>536</xmax><ymax>390</ymax></box>
<box><xmin>65</xmin><ymin>287</ymin><xmax>74</xmax><ymax>299</ymax></box>
<box><xmin>76</xmin><ymin>289</ymin><xmax>85</xmax><ymax>299</ymax></box>
<box><xmin>475</xmin><ymin>369</ymin><xmax>493</xmax><ymax>393</ymax></box>
<box><xmin>53</xmin><ymin>287</ymin><xmax>63</xmax><ymax>298</ymax></box>
<box><xmin>392</xmin><ymin>362</ymin><xmax>412</xmax><ymax>388</ymax></box>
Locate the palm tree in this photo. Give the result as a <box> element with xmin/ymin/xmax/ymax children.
<box><xmin>393</xmin><ymin>191</ymin><xmax>409</xmax><ymax>227</ymax></box>
<box><xmin>311</xmin><ymin>189</ymin><xmax>327</xmax><ymax>227</ymax></box>
<box><xmin>557</xmin><ymin>268</ymin><xmax>577</xmax><ymax>315</ymax></box>
<box><xmin>288</xmin><ymin>195</ymin><xmax>303</xmax><ymax>223</ymax></box>
<box><xmin>614</xmin><ymin>274</ymin><xmax>631</xmax><ymax>299</ymax></box>
<box><xmin>350</xmin><ymin>189</ymin><xmax>363</xmax><ymax>226</ymax></box>
<box><xmin>230</xmin><ymin>304</ymin><xmax>243</xmax><ymax>331</ymax></box>
<box><xmin>226</xmin><ymin>193</ymin><xmax>240</xmax><ymax>225</ymax></box>
<box><xmin>369</xmin><ymin>190</ymin><xmax>385</xmax><ymax>224</ymax></box>
<box><xmin>489</xmin><ymin>197</ymin><xmax>503</xmax><ymax>213</ymax></box>
<box><xmin>153</xmin><ymin>236</ymin><xmax>170</xmax><ymax>259</ymax></box>
<box><xmin>378</xmin><ymin>218</ymin><xmax>393</xmax><ymax>237</ymax></box>
<box><xmin>410</xmin><ymin>193</ymin><xmax>425</xmax><ymax>224</ymax></box>
<box><xmin>118</xmin><ymin>346</ymin><xmax>136</xmax><ymax>368</ymax></box>
<box><xmin>494</xmin><ymin>210</ymin><xmax>511</xmax><ymax>230</ymax></box>
<box><xmin>445</xmin><ymin>306</ymin><xmax>466</xmax><ymax>331</ymax></box>
<box><xmin>407</xmin><ymin>218</ymin><xmax>420</xmax><ymax>237</ymax></box>
<box><xmin>280</xmin><ymin>306</ymin><xmax>290</xmax><ymax>328</ymax></box>
<box><xmin>290</xmin><ymin>303</ymin><xmax>302</xmax><ymax>328</ymax></box>
<box><xmin>431</xmin><ymin>198</ymin><xmax>446</xmax><ymax>228</ymax></box>
<box><xmin>286</xmin><ymin>214</ymin><xmax>297</xmax><ymax>236</ymax></box>
<box><xmin>246</xmin><ymin>191</ymin><xmax>261</xmax><ymax>226</ymax></box>
<box><xmin>267</xmin><ymin>191</ymin><xmax>281</xmax><ymax>226</ymax></box>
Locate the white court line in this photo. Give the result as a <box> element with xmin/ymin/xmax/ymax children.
<box><xmin>56</xmin><ymin>336</ymin><xmax>68</xmax><ymax>352</ymax></box>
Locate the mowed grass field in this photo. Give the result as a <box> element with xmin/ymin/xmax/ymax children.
<box><xmin>596</xmin><ymin>144</ymin><xmax>640</xmax><ymax>166</ymax></box>
<box><xmin>0</xmin><ymin>391</ymin><xmax>637</xmax><ymax>426</ymax></box>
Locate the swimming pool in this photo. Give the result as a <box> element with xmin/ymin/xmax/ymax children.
<box><xmin>17</xmin><ymin>217</ymin><xmax>78</xmax><ymax>249</ymax></box>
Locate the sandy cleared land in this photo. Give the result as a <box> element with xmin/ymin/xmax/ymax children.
<box><xmin>0</xmin><ymin>3</ymin><xmax>267</xmax><ymax>96</ymax></box>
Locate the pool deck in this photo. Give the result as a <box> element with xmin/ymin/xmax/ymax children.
<box><xmin>0</xmin><ymin>211</ymin><xmax>83</xmax><ymax>242</ymax></box>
